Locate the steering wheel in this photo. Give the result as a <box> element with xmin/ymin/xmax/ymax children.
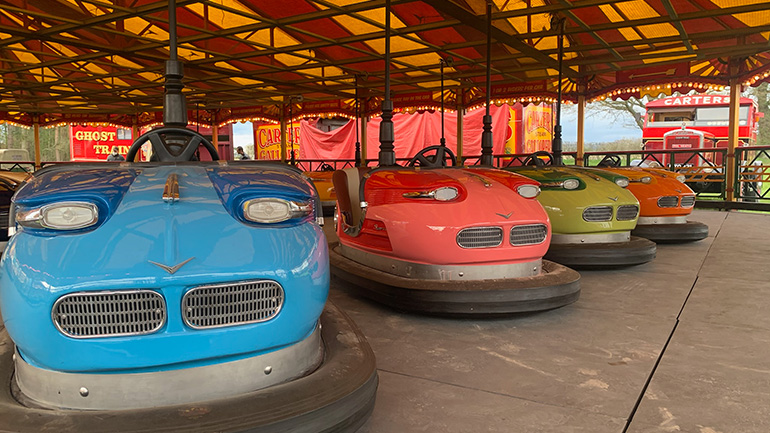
<box><xmin>126</xmin><ymin>127</ymin><xmax>219</xmax><ymax>162</ymax></box>
<box><xmin>598</xmin><ymin>155</ymin><xmax>622</xmax><ymax>167</ymax></box>
<box><xmin>407</xmin><ymin>145</ymin><xmax>457</xmax><ymax>168</ymax></box>
<box><xmin>523</xmin><ymin>151</ymin><xmax>554</xmax><ymax>167</ymax></box>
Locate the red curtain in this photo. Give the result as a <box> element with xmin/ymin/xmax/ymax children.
<box><xmin>298</xmin><ymin>105</ymin><xmax>511</xmax><ymax>161</ymax></box>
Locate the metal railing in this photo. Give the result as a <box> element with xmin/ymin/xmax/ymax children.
<box><xmin>23</xmin><ymin>147</ymin><xmax>769</xmax><ymax>211</ymax></box>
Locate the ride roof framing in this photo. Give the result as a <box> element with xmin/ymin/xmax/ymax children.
<box><xmin>1</xmin><ymin>0</ymin><xmax>770</xmax><ymax>127</ymax></box>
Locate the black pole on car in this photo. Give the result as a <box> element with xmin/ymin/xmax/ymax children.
<box><xmin>480</xmin><ymin>0</ymin><xmax>494</xmax><ymax>167</ymax></box>
<box><xmin>164</xmin><ymin>0</ymin><xmax>187</xmax><ymax>128</ymax></box>
<box><xmin>551</xmin><ymin>14</ymin><xmax>566</xmax><ymax>166</ymax></box>
<box><xmin>439</xmin><ymin>58</ymin><xmax>446</xmax><ymax>148</ymax></box>
<box><xmin>378</xmin><ymin>0</ymin><xmax>395</xmax><ymax>166</ymax></box>
<box><xmin>354</xmin><ymin>74</ymin><xmax>361</xmax><ymax>167</ymax></box>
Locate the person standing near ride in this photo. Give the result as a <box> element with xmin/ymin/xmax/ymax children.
<box><xmin>106</xmin><ymin>147</ymin><xmax>125</xmax><ymax>161</ymax></box>
<box><xmin>236</xmin><ymin>146</ymin><xmax>250</xmax><ymax>160</ymax></box>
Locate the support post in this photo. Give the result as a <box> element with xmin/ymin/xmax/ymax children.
<box><xmin>726</xmin><ymin>76</ymin><xmax>741</xmax><ymax>201</ymax></box>
<box><xmin>361</xmin><ymin>115</ymin><xmax>368</xmax><ymax>167</ymax></box>
<box><xmin>457</xmin><ymin>102</ymin><xmax>464</xmax><ymax>165</ymax></box>
<box><xmin>479</xmin><ymin>0</ymin><xmax>494</xmax><ymax>167</ymax></box>
<box><xmin>132</xmin><ymin>116</ymin><xmax>140</xmax><ymax>162</ymax></box>
<box><xmin>33</xmin><ymin>115</ymin><xmax>41</xmax><ymax>169</ymax></box>
<box><xmin>378</xmin><ymin>0</ymin><xmax>396</xmax><ymax>166</ymax></box>
<box><xmin>280</xmin><ymin>114</ymin><xmax>287</xmax><ymax>163</ymax></box>
<box><xmin>576</xmin><ymin>95</ymin><xmax>585</xmax><ymax>166</ymax></box>
<box><xmin>212</xmin><ymin>122</ymin><xmax>219</xmax><ymax>156</ymax></box>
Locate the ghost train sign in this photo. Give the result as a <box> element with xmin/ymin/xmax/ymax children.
<box><xmin>70</xmin><ymin>125</ymin><xmax>133</xmax><ymax>161</ymax></box>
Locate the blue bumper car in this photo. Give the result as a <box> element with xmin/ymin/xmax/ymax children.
<box><xmin>0</xmin><ymin>128</ymin><xmax>377</xmax><ymax>432</ymax></box>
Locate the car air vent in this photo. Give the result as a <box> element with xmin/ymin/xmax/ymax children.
<box><xmin>457</xmin><ymin>226</ymin><xmax>503</xmax><ymax>248</ymax></box>
<box><xmin>657</xmin><ymin>196</ymin><xmax>679</xmax><ymax>208</ymax></box>
<box><xmin>182</xmin><ymin>280</ymin><xmax>284</xmax><ymax>329</ymax></box>
<box><xmin>582</xmin><ymin>206</ymin><xmax>613</xmax><ymax>222</ymax></box>
<box><xmin>52</xmin><ymin>290</ymin><xmax>165</xmax><ymax>339</ymax></box>
<box><xmin>510</xmin><ymin>224</ymin><xmax>548</xmax><ymax>246</ymax></box>
<box><xmin>680</xmin><ymin>196</ymin><xmax>696</xmax><ymax>207</ymax></box>
<box><xmin>616</xmin><ymin>205</ymin><xmax>639</xmax><ymax>221</ymax></box>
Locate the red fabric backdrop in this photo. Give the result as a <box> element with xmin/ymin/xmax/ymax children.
<box><xmin>298</xmin><ymin>104</ymin><xmax>511</xmax><ymax>161</ymax></box>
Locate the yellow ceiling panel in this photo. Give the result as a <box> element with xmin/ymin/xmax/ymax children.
<box><xmin>506</xmin><ymin>16</ymin><xmax>527</xmax><ymax>34</ymax></box>
<box><xmin>389</xmin><ymin>36</ymin><xmax>429</xmax><ymax>54</ymax></box>
<box><xmin>238</xmin><ymin>29</ymin><xmax>271</xmax><ymax>46</ymax></box>
<box><xmin>137</xmin><ymin>72</ymin><xmax>163</xmax><ymax>82</ymax></box>
<box><xmin>332</xmin><ymin>14</ymin><xmax>381</xmax><ymax>36</ymax></box>
<box><xmin>732</xmin><ymin>11</ymin><xmax>770</xmax><ymax>28</ymax></box>
<box><xmin>295</xmin><ymin>66</ymin><xmax>345</xmax><ymax>78</ymax></box>
<box><xmin>43</xmin><ymin>42</ymin><xmax>80</xmax><ymax>58</ymax></box>
<box><xmin>618</xmin><ymin>28</ymin><xmax>642</xmax><ymax>41</ymax></box>
<box><xmin>498</xmin><ymin>0</ymin><xmax>547</xmax><ymax>10</ymax></box>
<box><xmin>9</xmin><ymin>46</ymin><xmax>40</xmax><ymax>64</ymax></box>
<box><xmin>635</xmin><ymin>23</ymin><xmax>679</xmax><ymax>39</ymax></box>
<box><xmin>177</xmin><ymin>47</ymin><xmax>208</xmax><ymax>61</ymax></box>
<box><xmin>599</xmin><ymin>5</ymin><xmax>624</xmax><ymax>23</ymax></box>
<box><xmin>272</xmin><ymin>28</ymin><xmax>302</xmax><ymax>48</ymax></box>
<box><xmin>614</xmin><ymin>1</ymin><xmax>660</xmax><ymax>20</ymax></box>
<box><xmin>396</xmin><ymin>53</ymin><xmax>443</xmax><ymax>68</ymax></box>
<box><xmin>185</xmin><ymin>2</ymin><xmax>258</xmax><ymax>29</ymax></box>
<box><xmin>228</xmin><ymin>77</ymin><xmax>264</xmax><ymax>86</ymax></box>
<box><xmin>641</xmin><ymin>54</ymin><xmax>695</xmax><ymax>64</ymax></box>
<box><xmin>123</xmin><ymin>17</ymin><xmax>169</xmax><ymax>41</ymax></box>
<box><xmin>355</xmin><ymin>8</ymin><xmax>406</xmax><ymax>29</ymax></box>
<box><xmin>273</xmin><ymin>52</ymin><xmax>314</xmax><ymax>67</ymax></box>
<box><xmin>215</xmin><ymin>61</ymin><xmax>240</xmax><ymax>72</ymax></box>
<box><xmin>111</xmin><ymin>56</ymin><xmax>143</xmax><ymax>69</ymax></box>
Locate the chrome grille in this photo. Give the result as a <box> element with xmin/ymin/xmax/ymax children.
<box><xmin>582</xmin><ymin>206</ymin><xmax>613</xmax><ymax>222</ymax></box>
<box><xmin>182</xmin><ymin>280</ymin><xmax>284</xmax><ymax>329</ymax></box>
<box><xmin>680</xmin><ymin>195</ymin><xmax>696</xmax><ymax>207</ymax></box>
<box><xmin>616</xmin><ymin>205</ymin><xmax>639</xmax><ymax>221</ymax></box>
<box><xmin>52</xmin><ymin>290</ymin><xmax>165</xmax><ymax>339</ymax></box>
<box><xmin>658</xmin><ymin>196</ymin><xmax>679</xmax><ymax>208</ymax></box>
<box><xmin>457</xmin><ymin>227</ymin><xmax>503</xmax><ymax>248</ymax></box>
<box><xmin>510</xmin><ymin>224</ymin><xmax>548</xmax><ymax>246</ymax></box>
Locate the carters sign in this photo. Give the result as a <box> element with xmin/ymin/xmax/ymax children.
<box><xmin>70</xmin><ymin>125</ymin><xmax>133</xmax><ymax>161</ymax></box>
<box><xmin>661</xmin><ymin>95</ymin><xmax>731</xmax><ymax>106</ymax></box>
<box><xmin>254</xmin><ymin>123</ymin><xmax>301</xmax><ymax>160</ymax></box>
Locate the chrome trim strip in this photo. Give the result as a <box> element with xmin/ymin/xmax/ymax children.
<box><xmin>15</xmin><ymin>324</ymin><xmax>323</xmax><ymax>410</ymax></box>
<box><xmin>51</xmin><ymin>290</ymin><xmax>166</xmax><ymax>339</ymax></box>
<box><xmin>550</xmin><ymin>231</ymin><xmax>631</xmax><ymax>245</ymax></box>
<box><xmin>162</xmin><ymin>173</ymin><xmax>179</xmax><ymax>202</ymax></box>
<box><xmin>637</xmin><ymin>216</ymin><xmax>689</xmax><ymax>225</ymax></box>
<box><xmin>338</xmin><ymin>244</ymin><xmax>542</xmax><ymax>280</ymax></box>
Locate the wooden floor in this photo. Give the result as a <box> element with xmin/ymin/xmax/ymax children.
<box><xmin>327</xmin><ymin>209</ymin><xmax>770</xmax><ymax>433</ymax></box>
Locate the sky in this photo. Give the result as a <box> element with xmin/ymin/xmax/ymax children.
<box><xmin>230</xmin><ymin>105</ymin><xmax>644</xmax><ymax>149</ymax></box>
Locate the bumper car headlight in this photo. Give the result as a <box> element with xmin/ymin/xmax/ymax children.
<box><xmin>676</xmin><ymin>174</ymin><xmax>686</xmax><ymax>183</ymax></box>
<box><xmin>403</xmin><ymin>186</ymin><xmax>459</xmax><ymax>201</ymax></box>
<box><xmin>562</xmin><ymin>179</ymin><xmax>580</xmax><ymax>190</ymax></box>
<box><xmin>243</xmin><ymin>198</ymin><xmax>312</xmax><ymax>223</ymax></box>
<box><xmin>615</xmin><ymin>178</ymin><xmax>630</xmax><ymax>188</ymax></box>
<box><xmin>17</xmin><ymin>201</ymin><xmax>99</xmax><ymax>230</ymax></box>
<box><xmin>640</xmin><ymin>176</ymin><xmax>652</xmax><ymax>184</ymax></box>
<box><xmin>517</xmin><ymin>184</ymin><xmax>540</xmax><ymax>198</ymax></box>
